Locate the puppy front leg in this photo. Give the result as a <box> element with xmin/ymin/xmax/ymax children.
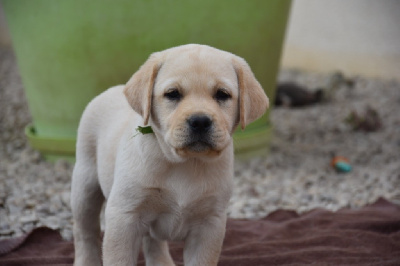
<box><xmin>103</xmin><ymin>206</ymin><xmax>143</xmax><ymax>266</ymax></box>
<box><xmin>71</xmin><ymin>162</ymin><xmax>104</xmax><ymax>266</ymax></box>
<box><xmin>143</xmin><ymin>235</ymin><xmax>175</xmax><ymax>266</ymax></box>
<box><xmin>183</xmin><ymin>215</ymin><xmax>227</xmax><ymax>266</ymax></box>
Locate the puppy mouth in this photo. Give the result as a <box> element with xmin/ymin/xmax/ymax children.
<box><xmin>186</xmin><ymin>140</ymin><xmax>214</xmax><ymax>152</ymax></box>
<box><xmin>175</xmin><ymin>138</ymin><xmax>222</xmax><ymax>157</ymax></box>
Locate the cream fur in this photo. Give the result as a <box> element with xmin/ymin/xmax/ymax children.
<box><xmin>71</xmin><ymin>44</ymin><xmax>268</xmax><ymax>266</ymax></box>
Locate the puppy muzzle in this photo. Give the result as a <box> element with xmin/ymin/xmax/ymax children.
<box><xmin>168</xmin><ymin>113</ymin><xmax>229</xmax><ymax>158</ymax></box>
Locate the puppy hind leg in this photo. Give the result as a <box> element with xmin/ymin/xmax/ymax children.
<box><xmin>143</xmin><ymin>235</ymin><xmax>175</xmax><ymax>266</ymax></box>
<box><xmin>71</xmin><ymin>162</ymin><xmax>105</xmax><ymax>266</ymax></box>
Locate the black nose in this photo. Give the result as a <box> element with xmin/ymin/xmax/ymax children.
<box><xmin>188</xmin><ymin>115</ymin><xmax>212</xmax><ymax>133</ymax></box>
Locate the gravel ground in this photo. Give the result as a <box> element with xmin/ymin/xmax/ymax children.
<box><xmin>1</xmin><ymin>48</ymin><xmax>400</xmax><ymax>240</ymax></box>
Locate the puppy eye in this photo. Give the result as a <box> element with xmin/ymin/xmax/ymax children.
<box><xmin>164</xmin><ymin>89</ymin><xmax>182</xmax><ymax>101</ymax></box>
<box><xmin>214</xmin><ymin>89</ymin><xmax>231</xmax><ymax>102</ymax></box>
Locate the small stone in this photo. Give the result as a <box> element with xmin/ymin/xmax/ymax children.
<box><xmin>36</xmin><ymin>204</ymin><xmax>50</xmax><ymax>214</ymax></box>
<box><xmin>61</xmin><ymin>191</ymin><xmax>70</xmax><ymax>206</ymax></box>
<box><xmin>0</xmin><ymin>229</ymin><xmax>15</xmax><ymax>237</ymax></box>
<box><xmin>43</xmin><ymin>216</ymin><xmax>60</xmax><ymax>230</ymax></box>
<box><xmin>20</xmin><ymin>213</ymin><xmax>38</xmax><ymax>224</ymax></box>
<box><xmin>25</xmin><ymin>199</ymin><xmax>37</xmax><ymax>208</ymax></box>
<box><xmin>22</xmin><ymin>223</ymin><xmax>35</xmax><ymax>233</ymax></box>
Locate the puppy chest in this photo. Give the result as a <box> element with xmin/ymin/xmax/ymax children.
<box><xmin>138</xmin><ymin>188</ymin><xmax>219</xmax><ymax>241</ymax></box>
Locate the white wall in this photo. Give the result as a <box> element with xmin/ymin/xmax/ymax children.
<box><xmin>281</xmin><ymin>0</ymin><xmax>400</xmax><ymax>80</ymax></box>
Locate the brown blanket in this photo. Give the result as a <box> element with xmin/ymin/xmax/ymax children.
<box><xmin>1</xmin><ymin>198</ymin><xmax>399</xmax><ymax>266</ymax></box>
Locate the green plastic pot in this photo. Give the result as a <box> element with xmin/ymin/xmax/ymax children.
<box><xmin>3</xmin><ymin>0</ymin><xmax>291</xmax><ymax>160</ymax></box>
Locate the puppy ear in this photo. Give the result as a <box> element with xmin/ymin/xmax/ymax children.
<box><xmin>233</xmin><ymin>57</ymin><xmax>269</xmax><ymax>130</ymax></box>
<box><xmin>124</xmin><ymin>53</ymin><xmax>162</xmax><ymax>125</ymax></box>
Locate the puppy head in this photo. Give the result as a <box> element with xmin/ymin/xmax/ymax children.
<box><xmin>124</xmin><ymin>44</ymin><xmax>269</xmax><ymax>161</ymax></box>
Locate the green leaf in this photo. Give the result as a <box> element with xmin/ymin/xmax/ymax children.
<box><xmin>136</xmin><ymin>126</ymin><xmax>154</xmax><ymax>135</ymax></box>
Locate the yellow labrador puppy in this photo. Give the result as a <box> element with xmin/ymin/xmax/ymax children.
<box><xmin>71</xmin><ymin>44</ymin><xmax>268</xmax><ymax>266</ymax></box>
